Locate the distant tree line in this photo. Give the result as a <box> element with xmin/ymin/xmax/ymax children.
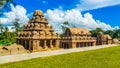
<box><xmin>0</xmin><ymin>20</ymin><xmax>22</xmax><ymax>45</ymax></box>
<box><xmin>90</xmin><ymin>28</ymin><xmax>120</xmax><ymax>40</ymax></box>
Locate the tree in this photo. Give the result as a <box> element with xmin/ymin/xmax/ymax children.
<box><xmin>61</xmin><ymin>21</ymin><xmax>69</xmax><ymax>34</ymax></box>
<box><xmin>104</xmin><ymin>30</ymin><xmax>115</xmax><ymax>38</ymax></box>
<box><xmin>13</xmin><ymin>20</ymin><xmax>22</xmax><ymax>32</ymax></box>
<box><xmin>90</xmin><ymin>28</ymin><xmax>104</xmax><ymax>37</ymax></box>
<box><xmin>113</xmin><ymin>29</ymin><xmax>120</xmax><ymax>40</ymax></box>
<box><xmin>0</xmin><ymin>0</ymin><xmax>16</xmax><ymax>16</ymax></box>
<box><xmin>60</xmin><ymin>21</ymin><xmax>69</xmax><ymax>38</ymax></box>
<box><xmin>0</xmin><ymin>23</ymin><xmax>4</xmax><ymax>32</ymax></box>
<box><xmin>0</xmin><ymin>0</ymin><xmax>4</xmax><ymax>6</ymax></box>
<box><xmin>4</xmin><ymin>27</ymin><xmax>9</xmax><ymax>32</ymax></box>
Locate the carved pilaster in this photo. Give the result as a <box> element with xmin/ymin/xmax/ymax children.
<box><xmin>44</xmin><ymin>40</ymin><xmax>48</xmax><ymax>49</ymax></box>
<box><xmin>55</xmin><ymin>40</ymin><xmax>60</xmax><ymax>48</ymax></box>
<box><xmin>72</xmin><ymin>42</ymin><xmax>76</xmax><ymax>48</ymax></box>
<box><xmin>50</xmin><ymin>40</ymin><xmax>53</xmax><ymax>48</ymax></box>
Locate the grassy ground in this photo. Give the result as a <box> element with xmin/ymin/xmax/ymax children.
<box><xmin>0</xmin><ymin>45</ymin><xmax>120</xmax><ymax>68</ymax></box>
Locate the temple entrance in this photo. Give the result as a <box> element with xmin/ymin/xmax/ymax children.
<box><xmin>64</xmin><ymin>43</ymin><xmax>69</xmax><ymax>49</ymax></box>
<box><xmin>40</xmin><ymin>40</ymin><xmax>44</xmax><ymax>48</ymax></box>
<box><xmin>52</xmin><ymin>40</ymin><xmax>56</xmax><ymax>47</ymax></box>
<box><xmin>80</xmin><ymin>43</ymin><xmax>83</xmax><ymax>47</ymax></box>
<box><xmin>76</xmin><ymin>43</ymin><xmax>79</xmax><ymax>48</ymax></box>
<box><xmin>23</xmin><ymin>41</ymin><xmax>25</xmax><ymax>47</ymax></box>
<box><xmin>25</xmin><ymin>41</ymin><xmax>29</xmax><ymax>49</ymax></box>
<box><xmin>46</xmin><ymin>40</ymin><xmax>50</xmax><ymax>48</ymax></box>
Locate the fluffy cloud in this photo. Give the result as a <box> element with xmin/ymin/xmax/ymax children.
<box><xmin>76</xmin><ymin>0</ymin><xmax>120</xmax><ymax>11</ymax></box>
<box><xmin>45</xmin><ymin>9</ymin><xmax>119</xmax><ymax>33</ymax></box>
<box><xmin>0</xmin><ymin>4</ymin><xmax>29</xmax><ymax>26</ymax></box>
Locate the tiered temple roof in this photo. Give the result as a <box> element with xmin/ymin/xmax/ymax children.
<box><xmin>17</xmin><ymin>10</ymin><xmax>59</xmax><ymax>39</ymax></box>
<box><xmin>63</xmin><ymin>28</ymin><xmax>95</xmax><ymax>40</ymax></box>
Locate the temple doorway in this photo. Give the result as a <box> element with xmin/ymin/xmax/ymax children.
<box><xmin>64</xmin><ymin>43</ymin><xmax>69</xmax><ymax>49</ymax></box>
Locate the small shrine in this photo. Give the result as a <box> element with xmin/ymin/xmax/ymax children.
<box><xmin>61</xmin><ymin>28</ymin><xmax>96</xmax><ymax>49</ymax></box>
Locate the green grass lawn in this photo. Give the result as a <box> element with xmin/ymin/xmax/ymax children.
<box><xmin>0</xmin><ymin>45</ymin><xmax>120</xmax><ymax>68</ymax></box>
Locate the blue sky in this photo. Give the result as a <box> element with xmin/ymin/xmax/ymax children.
<box><xmin>82</xmin><ymin>5</ymin><xmax>120</xmax><ymax>27</ymax></box>
<box><xmin>14</xmin><ymin>0</ymin><xmax>78</xmax><ymax>13</ymax></box>
<box><xmin>0</xmin><ymin>0</ymin><xmax>120</xmax><ymax>32</ymax></box>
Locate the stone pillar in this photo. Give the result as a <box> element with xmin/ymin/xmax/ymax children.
<box><xmin>86</xmin><ymin>43</ymin><xmax>88</xmax><ymax>47</ymax></box>
<box><xmin>80</xmin><ymin>42</ymin><xmax>82</xmax><ymax>47</ymax></box>
<box><xmin>50</xmin><ymin>40</ymin><xmax>53</xmax><ymax>49</ymax></box>
<box><xmin>87</xmin><ymin>42</ymin><xmax>89</xmax><ymax>46</ymax></box>
<box><xmin>72</xmin><ymin>42</ymin><xmax>76</xmax><ymax>48</ymax></box>
<box><xmin>83</xmin><ymin>43</ymin><xmax>85</xmax><ymax>47</ymax></box>
<box><xmin>39</xmin><ymin>41</ymin><xmax>42</xmax><ymax>49</ymax></box>
<box><xmin>29</xmin><ymin>40</ymin><xmax>32</xmax><ymax>51</ymax></box>
<box><xmin>21</xmin><ymin>40</ymin><xmax>23</xmax><ymax>46</ymax></box>
<box><xmin>32</xmin><ymin>40</ymin><xmax>37</xmax><ymax>52</ymax></box>
<box><xmin>18</xmin><ymin>40</ymin><xmax>20</xmax><ymax>44</ymax></box>
<box><xmin>69</xmin><ymin>43</ymin><xmax>71</xmax><ymax>48</ymax></box>
<box><xmin>55</xmin><ymin>40</ymin><xmax>59</xmax><ymax>49</ymax></box>
<box><xmin>92</xmin><ymin>42</ymin><xmax>96</xmax><ymax>46</ymax></box>
<box><xmin>25</xmin><ymin>41</ymin><xmax>27</xmax><ymax>49</ymax></box>
<box><xmin>78</xmin><ymin>43</ymin><xmax>80</xmax><ymax>48</ymax></box>
<box><xmin>79</xmin><ymin>43</ymin><xmax>81</xmax><ymax>47</ymax></box>
<box><xmin>36</xmin><ymin>40</ymin><xmax>40</xmax><ymax>50</ymax></box>
<box><xmin>62</xmin><ymin>43</ymin><xmax>64</xmax><ymax>48</ymax></box>
<box><xmin>68</xmin><ymin>43</ymin><xmax>70</xmax><ymax>48</ymax></box>
<box><xmin>16</xmin><ymin>40</ymin><xmax>19</xmax><ymax>44</ymax></box>
<box><xmin>89</xmin><ymin>42</ymin><xmax>91</xmax><ymax>46</ymax></box>
<box><xmin>44</xmin><ymin>40</ymin><xmax>48</xmax><ymax>49</ymax></box>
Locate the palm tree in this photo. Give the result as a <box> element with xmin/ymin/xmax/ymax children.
<box><xmin>4</xmin><ymin>27</ymin><xmax>9</xmax><ymax>32</ymax></box>
<box><xmin>0</xmin><ymin>23</ymin><xmax>3</xmax><ymax>33</ymax></box>
<box><xmin>61</xmin><ymin>21</ymin><xmax>69</xmax><ymax>34</ymax></box>
<box><xmin>13</xmin><ymin>20</ymin><xmax>20</xmax><ymax>32</ymax></box>
<box><xmin>0</xmin><ymin>0</ymin><xmax>16</xmax><ymax>16</ymax></box>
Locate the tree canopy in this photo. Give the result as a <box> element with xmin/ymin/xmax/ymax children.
<box><xmin>90</xmin><ymin>28</ymin><xmax>104</xmax><ymax>37</ymax></box>
<box><xmin>90</xmin><ymin>28</ymin><xmax>120</xmax><ymax>40</ymax></box>
<box><xmin>0</xmin><ymin>0</ymin><xmax>16</xmax><ymax>16</ymax></box>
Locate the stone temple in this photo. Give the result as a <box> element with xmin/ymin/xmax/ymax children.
<box><xmin>16</xmin><ymin>10</ymin><xmax>60</xmax><ymax>52</ymax></box>
<box><xmin>15</xmin><ymin>10</ymin><xmax>118</xmax><ymax>53</ymax></box>
<box><xmin>0</xmin><ymin>10</ymin><xmax>119</xmax><ymax>56</ymax></box>
<box><xmin>61</xmin><ymin>28</ymin><xmax>96</xmax><ymax>49</ymax></box>
<box><xmin>96</xmin><ymin>32</ymin><xmax>112</xmax><ymax>45</ymax></box>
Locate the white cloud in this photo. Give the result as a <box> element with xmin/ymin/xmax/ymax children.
<box><xmin>45</xmin><ymin>9</ymin><xmax>119</xmax><ymax>33</ymax></box>
<box><xmin>7</xmin><ymin>26</ymin><xmax>15</xmax><ymax>32</ymax></box>
<box><xmin>76</xmin><ymin>0</ymin><xmax>120</xmax><ymax>11</ymax></box>
<box><xmin>0</xmin><ymin>4</ymin><xmax>29</xmax><ymax>26</ymax></box>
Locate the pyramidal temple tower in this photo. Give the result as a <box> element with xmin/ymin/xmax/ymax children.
<box><xmin>16</xmin><ymin>10</ymin><xmax>60</xmax><ymax>52</ymax></box>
